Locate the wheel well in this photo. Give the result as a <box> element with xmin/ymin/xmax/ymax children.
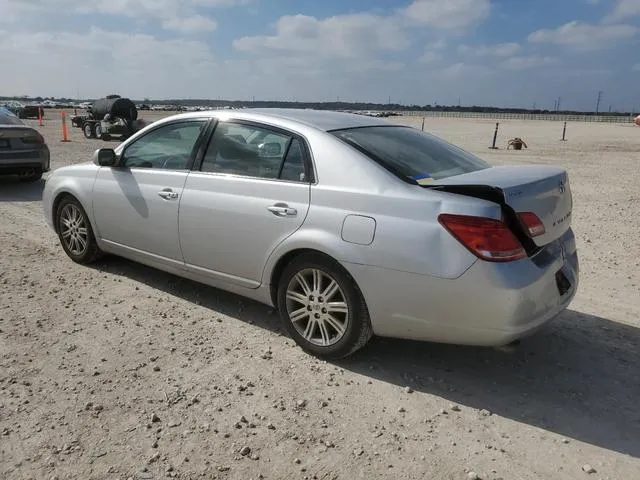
<box><xmin>269</xmin><ymin>248</ymin><xmax>327</xmax><ymax>306</ymax></box>
<box><xmin>51</xmin><ymin>192</ymin><xmax>77</xmax><ymax>234</ymax></box>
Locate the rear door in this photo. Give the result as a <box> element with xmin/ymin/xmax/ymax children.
<box><xmin>92</xmin><ymin>119</ymin><xmax>208</xmax><ymax>264</ymax></box>
<box><xmin>179</xmin><ymin>120</ymin><xmax>312</xmax><ymax>287</ymax></box>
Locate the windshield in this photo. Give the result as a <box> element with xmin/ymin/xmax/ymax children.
<box><xmin>0</xmin><ymin>111</ymin><xmax>24</xmax><ymax>126</ymax></box>
<box><xmin>331</xmin><ymin>126</ymin><xmax>490</xmax><ymax>183</ymax></box>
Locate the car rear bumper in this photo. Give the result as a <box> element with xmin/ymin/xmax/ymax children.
<box><xmin>345</xmin><ymin>228</ymin><xmax>579</xmax><ymax>346</ymax></box>
<box><xmin>0</xmin><ymin>147</ymin><xmax>50</xmax><ymax>175</ymax></box>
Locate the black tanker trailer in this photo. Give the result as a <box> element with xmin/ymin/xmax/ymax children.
<box><xmin>71</xmin><ymin>95</ymin><xmax>142</xmax><ymax>140</ymax></box>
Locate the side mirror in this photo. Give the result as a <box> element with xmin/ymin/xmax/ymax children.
<box><xmin>94</xmin><ymin>148</ymin><xmax>117</xmax><ymax>167</ymax></box>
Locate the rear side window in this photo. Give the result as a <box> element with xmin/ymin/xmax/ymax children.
<box><xmin>331</xmin><ymin>126</ymin><xmax>489</xmax><ymax>182</ymax></box>
<box><xmin>200</xmin><ymin>121</ymin><xmax>310</xmax><ymax>182</ymax></box>
<box><xmin>279</xmin><ymin>139</ymin><xmax>307</xmax><ymax>182</ymax></box>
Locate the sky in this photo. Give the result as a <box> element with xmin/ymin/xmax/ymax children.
<box><xmin>1</xmin><ymin>0</ymin><xmax>639</xmax><ymax>111</ymax></box>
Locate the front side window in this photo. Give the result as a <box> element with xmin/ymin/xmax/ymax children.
<box><xmin>122</xmin><ymin>121</ymin><xmax>207</xmax><ymax>170</ymax></box>
<box><xmin>332</xmin><ymin>126</ymin><xmax>490</xmax><ymax>182</ymax></box>
<box><xmin>200</xmin><ymin>122</ymin><xmax>309</xmax><ymax>182</ymax></box>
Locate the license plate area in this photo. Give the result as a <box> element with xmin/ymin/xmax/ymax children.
<box><xmin>0</xmin><ymin>139</ymin><xmax>10</xmax><ymax>148</ymax></box>
<box><xmin>555</xmin><ymin>269</ymin><xmax>572</xmax><ymax>296</ymax></box>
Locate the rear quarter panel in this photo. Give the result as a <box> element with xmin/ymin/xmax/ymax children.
<box><xmin>261</xmin><ymin>132</ymin><xmax>503</xmax><ymax>281</ymax></box>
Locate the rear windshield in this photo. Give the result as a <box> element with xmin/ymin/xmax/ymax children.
<box><xmin>0</xmin><ymin>113</ymin><xmax>24</xmax><ymax>126</ymax></box>
<box><xmin>331</xmin><ymin>126</ymin><xmax>489</xmax><ymax>183</ymax></box>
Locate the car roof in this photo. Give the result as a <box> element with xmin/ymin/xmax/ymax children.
<box><xmin>163</xmin><ymin>108</ymin><xmax>394</xmax><ymax>132</ymax></box>
<box><xmin>240</xmin><ymin>108</ymin><xmax>393</xmax><ymax>131</ymax></box>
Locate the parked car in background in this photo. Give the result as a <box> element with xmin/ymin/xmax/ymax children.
<box><xmin>42</xmin><ymin>109</ymin><xmax>578</xmax><ymax>359</ymax></box>
<box><xmin>0</xmin><ymin>107</ymin><xmax>50</xmax><ymax>182</ymax></box>
<box><xmin>0</xmin><ymin>101</ymin><xmax>42</xmax><ymax>119</ymax></box>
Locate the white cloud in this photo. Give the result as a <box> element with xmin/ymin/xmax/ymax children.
<box><xmin>85</xmin><ymin>0</ymin><xmax>251</xmax><ymax>17</ymax></box>
<box><xmin>0</xmin><ymin>28</ymin><xmax>217</xmax><ymax>98</ymax></box>
<box><xmin>234</xmin><ymin>13</ymin><xmax>409</xmax><ymax>59</ymax></box>
<box><xmin>233</xmin><ymin>1</ymin><xmax>491</xmax><ymax>66</ymax></box>
<box><xmin>425</xmin><ymin>39</ymin><xmax>447</xmax><ymax>50</ymax></box>
<box><xmin>162</xmin><ymin>14</ymin><xmax>217</xmax><ymax>32</ymax></box>
<box><xmin>633</xmin><ymin>63</ymin><xmax>640</xmax><ymax>71</ymax></box>
<box><xmin>437</xmin><ymin>62</ymin><xmax>493</xmax><ymax>79</ymax></box>
<box><xmin>528</xmin><ymin>21</ymin><xmax>638</xmax><ymax>51</ymax></box>
<box><xmin>0</xmin><ymin>0</ymin><xmax>244</xmax><ymax>32</ymax></box>
<box><xmin>192</xmin><ymin>0</ymin><xmax>252</xmax><ymax>5</ymax></box>
<box><xmin>604</xmin><ymin>0</ymin><xmax>640</xmax><ymax>22</ymax></box>
<box><xmin>458</xmin><ymin>42</ymin><xmax>521</xmax><ymax>57</ymax></box>
<box><xmin>419</xmin><ymin>51</ymin><xmax>441</xmax><ymax>64</ymax></box>
<box><xmin>501</xmin><ymin>55</ymin><xmax>558</xmax><ymax>70</ymax></box>
<box><xmin>401</xmin><ymin>0</ymin><xmax>491</xmax><ymax>29</ymax></box>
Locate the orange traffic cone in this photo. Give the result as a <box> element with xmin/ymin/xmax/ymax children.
<box><xmin>61</xmin><ymin>112</ymin><xmax>70</xmax><ymax>142</ymax></box>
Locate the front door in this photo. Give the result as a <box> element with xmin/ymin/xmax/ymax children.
<box><xmin>92</xmin><ymin>119</ymin><xmax>208</xmax><ymax>264</ymax></box>
<box><xmin>179</xmin><ymin>120</ymin><xmax>312</xmax><ymax>287</ymax></box>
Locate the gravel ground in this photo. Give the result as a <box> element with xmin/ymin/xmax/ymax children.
<box><xmin>1</xmin><ymin>111</ymin><xmax>639</xmax><ymax>480</ymax></box>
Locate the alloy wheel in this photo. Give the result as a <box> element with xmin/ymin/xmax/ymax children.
<box><xmin>285</xmin><ymin>268</ymin><xmax>349</xmax><ymax>347</ymax></box>
<box><xmin>60</xmin><ymin>203</ymin><xmax>89</xmax><ymax>256</ymax></box>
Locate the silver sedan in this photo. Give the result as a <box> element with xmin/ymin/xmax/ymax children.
<box><xmin>43</xmin><ymin>109</ymin><xmax>578</xmax><ymax>359</ymax></box>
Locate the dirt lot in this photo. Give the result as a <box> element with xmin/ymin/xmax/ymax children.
<box><xmin>1</xmin><ymin>111</ymin><xmax>639</xmax><ymax>480</ymax></box>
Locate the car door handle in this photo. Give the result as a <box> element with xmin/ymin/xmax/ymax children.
<box><xmin>158</xmin><ymin>189</ymin><xmax>179</xmax><ymax>200</ymax></box>
<box><xmin>267</xmin><ymin>204</ymin><xmax>297</xmax><ymax>217</ymax></box>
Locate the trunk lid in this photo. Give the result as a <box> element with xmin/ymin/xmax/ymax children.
<box><xmin>0</xmin><ymin>126</ymin><xmax>44</xmax><ymax>151</ymax></box>
<box><xmin>429</xmin><ymin>165</ymin><xmax>572</xmax><ymax>247</ymax></box>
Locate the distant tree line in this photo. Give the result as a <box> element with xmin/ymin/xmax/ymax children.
<box><xmin>0</xmin><ymin>95</ymin><xmax>635</xmax><ymax>116</ymax></box>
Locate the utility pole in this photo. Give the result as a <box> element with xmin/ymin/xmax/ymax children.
<box><xmin>595</xmin><ymin>90</ymin><xmax>603</xmax><ymax>114</ymax></box>
<box><xmin>556</xmin><ymin>96</ymin><xmax>562</xmax><ymax>112</ymax></box>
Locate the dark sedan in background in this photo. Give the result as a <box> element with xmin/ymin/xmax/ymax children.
<box><xmin>0</xmin><ymin>101</ymin><xmax>42</xmax><ymax>119</ymax></box>
<box><xmin>0</xmin><ymin>108</ymin><xmax>50</xmax><ymax>182</ymax></box>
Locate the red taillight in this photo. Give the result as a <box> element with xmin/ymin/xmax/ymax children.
<box><xmin>518</xmin><ymin>212</ymin><xmax>545</xmax><ymax>237</ymax></box>
<box><xmin>22</xmin><ymin>132</ymin><xmax>45</xmax><ymax>144</ymax></box>
<box><xmin>438</xmin><ymin>213</ymin><xmax>526</xmax><ymax>262</ymax></box>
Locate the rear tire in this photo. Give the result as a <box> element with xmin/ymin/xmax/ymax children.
<box><xmin>83</xmin><ymin>123</ymin><xmax>94</xmax><ymax>139</ymax></box>
<box><xmin>95</xmin><ymin>123</ymin><xmax>103</xmax><ymax>140</ymax></box>
<box><xmin>55</xmin><ymin>197</ymin><xmax>103</xmax><ymax>264</ymax></box>
<box><xmin>277</xmin><ymin>252</ymin><xmax>373</xmax><ymax>359</ymax></box>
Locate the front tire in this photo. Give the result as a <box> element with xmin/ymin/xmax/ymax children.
<box><xmin>55</xmin><ymin>197</ymin><xmax>103</xmax><ymax>264</ymax></box>
<box><xmin>95</xmin><ymin>123</ymin><xmax>103</xmax><ymax>140</ymax></box>
<box><xmin>277</xmin><ymin>253</ymin><xmax>373</xmax><ymax>359</ymax></box>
